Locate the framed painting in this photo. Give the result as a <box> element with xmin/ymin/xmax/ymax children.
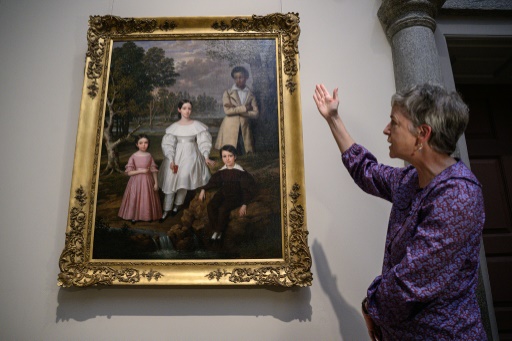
<box><xmin>58</xmin><ymin>13</ymin><xmax>311</xmax><ymax>286</ymax></box>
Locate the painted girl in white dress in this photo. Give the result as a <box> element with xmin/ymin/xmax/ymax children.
<box><xmin>158</xmin><ymin>100</ymin><xmax>216</xmax><ymax>220</ymax></box>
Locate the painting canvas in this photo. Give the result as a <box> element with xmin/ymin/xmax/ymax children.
<box><xmin>58</xmin><ymin>14</ymin><xmax>311</xmax><ymax>286</ymax></box>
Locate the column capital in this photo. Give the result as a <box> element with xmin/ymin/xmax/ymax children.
<box><xmin>378</xmin><ymin>0</ymin><xmax>446</xmax><ymax>40</ymax></box>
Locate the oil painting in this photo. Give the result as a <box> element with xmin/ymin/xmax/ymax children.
<box><xmin>58</xmin><ymin>13</ymin><xmax>311</xmax><ymax>286</ymax></box>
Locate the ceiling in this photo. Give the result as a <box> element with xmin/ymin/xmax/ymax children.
<box><xmin>446</xmin><ymin>36</ymin><xmax>512</xmax><ymax>84</ymax></box>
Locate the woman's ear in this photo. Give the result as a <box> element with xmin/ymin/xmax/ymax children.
<box><xmin>417</xmin><ymin>124</ymin><xmax>432</xmax><ymax>143</ymax></box>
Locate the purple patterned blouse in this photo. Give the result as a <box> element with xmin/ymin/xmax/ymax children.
<box><xmin>342</xmin><ymin>144</ymin><xmax>487</xmax><ymax>340</ymax></box>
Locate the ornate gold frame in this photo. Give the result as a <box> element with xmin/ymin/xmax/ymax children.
<box><xmin>58</xmin><ymin>13</ymin><xmax>311</xmax><ymax>287</ymax></box>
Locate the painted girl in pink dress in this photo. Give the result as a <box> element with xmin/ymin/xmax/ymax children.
<box><xmin>118</xmin><ymin>134</ymin><xmax>162</xmax><ymax>224</ymax></box>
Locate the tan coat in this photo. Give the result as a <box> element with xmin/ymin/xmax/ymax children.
<box><xmin>214</xmin><ymin>88</ymin><xmax>259</xmax><ymax>152</ymax></box>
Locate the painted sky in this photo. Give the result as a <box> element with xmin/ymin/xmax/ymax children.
<box><xmin>114</xmin><ymin>39</ymin><xmax>275</xmax><ymax>102</ymax></box>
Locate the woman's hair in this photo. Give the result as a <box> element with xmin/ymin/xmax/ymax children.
<box><xmin>219</xmin><ymin>144</ymin><xmax>238</xmax><ymax>159</ymax></box>
<box><xmin>134</xmin><ymin>134</ymin><xmax>150</xmax><ymax>148</ymax></box>
<box><xmin>231</xmin><ymin>66</ymin><xmax>249</xmax><ymax>79</ymax></box>
<box><xmin>391</xmin><ymin>83</ymin><xmax>469</xmax><ymax>155</ymax></box>
<box><xmin>178</xmin><ymin>99</ymin><xmax>192</xmax><ymax>109</ymax></box>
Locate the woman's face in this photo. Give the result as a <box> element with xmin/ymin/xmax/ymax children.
<box><xmin>179</xmin><ymin>103</ymin><xmax>192</xmax><ymax>119</ymax></box>
<box><xmin>221</xmin><ymin>150</ymin><xmax>236</xmax><ymax>168</ymax></box>
<box><xmin>383</xmin><ymin>105</ymin><xmax>418</xmax><ymax>161</ymax></box>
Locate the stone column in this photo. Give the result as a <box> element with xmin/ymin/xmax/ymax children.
<box><xmin>378</xmin><ymin>0</ymin><xmax>446</xmax><ymax>91</ymax></box>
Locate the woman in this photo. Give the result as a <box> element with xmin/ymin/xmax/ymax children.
<box><xmin>313</xmin><ymin>83</ymin><xmax>486</xmax><ymax>340</ymax></box>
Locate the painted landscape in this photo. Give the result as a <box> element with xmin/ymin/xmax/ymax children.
<box><xmin>92</xmin><ymin>39</ymin><xmax>283</xmax><ymax>260</ymax></box>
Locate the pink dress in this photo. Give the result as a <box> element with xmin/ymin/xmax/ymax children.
<box><xmin>118</xmin><ymin>153</ymin><xmax>162</xmax><ymax>221</ymax></box>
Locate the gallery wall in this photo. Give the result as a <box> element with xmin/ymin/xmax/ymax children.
<box><xmin>0</xmin><ymin>0</ymin><xmax>398</xmax><ymax>339</ymax></box>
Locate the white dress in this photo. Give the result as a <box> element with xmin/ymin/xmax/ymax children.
<box><xmin>158</xmin><ymin>120</ymin><xmax>212</xmax><ymax>194</ymax></box>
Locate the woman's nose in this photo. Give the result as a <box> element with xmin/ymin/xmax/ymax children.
<box><xmin>383</xmin><ymin>123</ymin><xmax>390</xmax><ymax>135</ymax></box>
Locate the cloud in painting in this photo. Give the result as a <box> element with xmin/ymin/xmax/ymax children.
<box><xmin>121</xmin><ymin>40</ymin><xmax>256</xmax><ymax>102</ymax></box>
<box><xmin>172</xmin><ymin>57</ymin><xmax>233</xmax><ymax>101</ymax></box>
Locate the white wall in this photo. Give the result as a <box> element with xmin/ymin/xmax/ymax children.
<box><xmin>0</xmin><ymin>0</ymin><xmax>397</xmax><ymax>339</ymax></box>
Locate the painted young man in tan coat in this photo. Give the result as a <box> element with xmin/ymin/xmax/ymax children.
<box><xmin>214</xmin><ymin>66</ymin><xmax>259</xmax><ymax>154</ymax></box>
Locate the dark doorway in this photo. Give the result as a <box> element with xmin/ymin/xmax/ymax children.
<box><xmin>448</xmin><ymin>36</ymin><xmax>512</xmax><ymax>340</ymax></box>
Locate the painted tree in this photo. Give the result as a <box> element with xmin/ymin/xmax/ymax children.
<box><xmin>167</xmin><ymin>91</ymin><xmax>194</xmax><ymax>121</ymax></box>
<box><xmin>154</xmin><ymin>88</ymin><xmax>171</xmax><ymax>120</ymax></box>
<box><xmin>143</xmin><ymin>47</ymin><xmax>179</xmax><ymax>129</ymax></box>
<box><xmin>103</xmin><ymin>42</ymin><xmax>179</xmax><ymax>175</ymax></box>
<box><xmin>195</xmin><ymin>92</ymin><xmax>218</xmax><ymax>114</ymax></box>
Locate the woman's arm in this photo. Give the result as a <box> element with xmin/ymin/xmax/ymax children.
<box><xmin>342</xmin><ymin>144</ymin><xmax>402</xmax><ymax>201</ymax></box>
<box><xmin>314</xmin><ymin>84</ymin><xmax>401</xmax><ymax>200</ymax></box>
<box><xmin>313</xmin><ymin>84</ymin><xmax>355</xmax><ymax>153</ymax></box>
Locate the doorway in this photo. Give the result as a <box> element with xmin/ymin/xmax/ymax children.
<box><xmin>447</xmin><ymin>36</ymin><xmax>512</xmax><ymax>340</ymax></box>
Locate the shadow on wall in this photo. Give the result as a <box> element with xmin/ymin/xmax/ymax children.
<box><xmin>56</xmin><ymin>280</ymin><xmax>312</xmax><ymax>323</ymax></box>
<box><xmin>312</xmin><ymin>239</ymin><xmax>369</xmax><ymax>340</ymax></box>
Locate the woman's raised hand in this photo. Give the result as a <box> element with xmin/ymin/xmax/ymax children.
<box><xmin>313</xmin><ymin>84</ymin><xmax>339</xmax><ymax>120</ymax></box>
<box><xmin>313</xmin><ymin>84</ymin><xmax>355</xmax><ymax>153</ymax></box>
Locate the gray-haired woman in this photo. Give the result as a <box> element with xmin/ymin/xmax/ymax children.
<box><xmin>313</xmin><ymin>83</ymin><xmax>486</xmax><ymax>340</ymax></box>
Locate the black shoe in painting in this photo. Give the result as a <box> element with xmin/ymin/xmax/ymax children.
<box><xmin>159</xmin><ymin>211</ymin><xmax>169</xmax><ymax>223</ymax></box>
